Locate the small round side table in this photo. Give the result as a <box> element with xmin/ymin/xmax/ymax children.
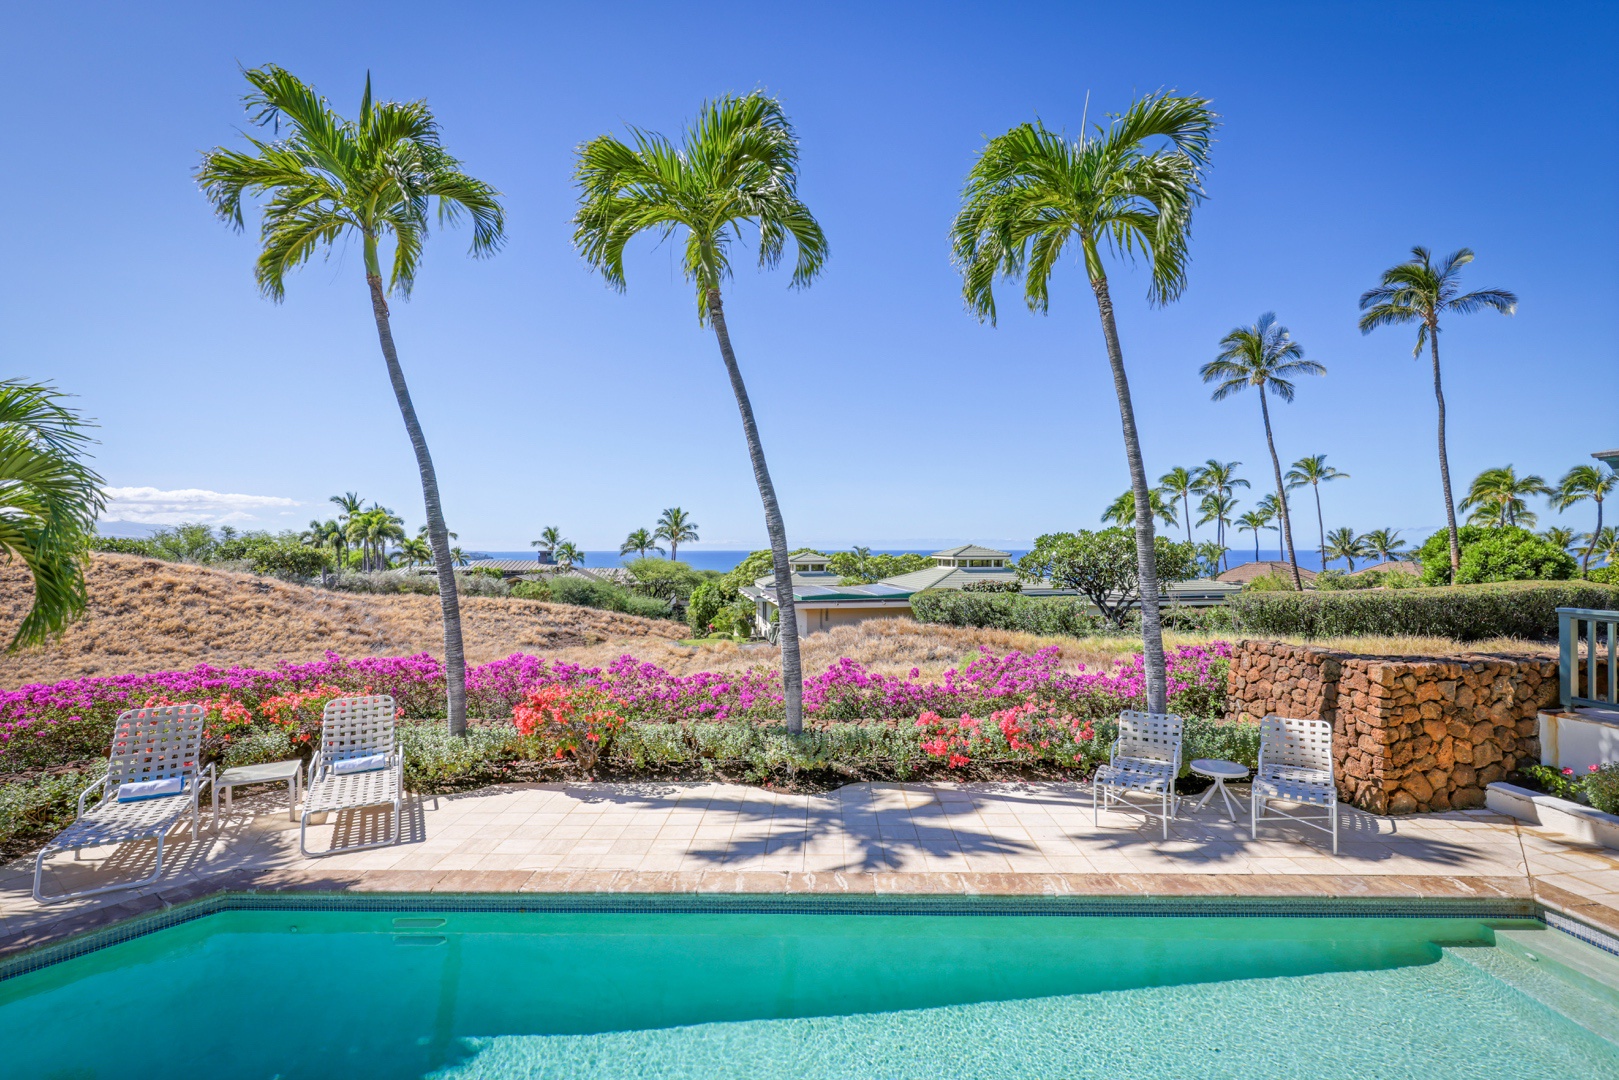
<box><xmin>1189</xmin><ymin>758</ymin><xmax>1248</xmax><ymax>823</ymax></box>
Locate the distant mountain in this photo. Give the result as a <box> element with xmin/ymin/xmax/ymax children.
<box><xmin>95</xmin><ymin>520</ymin><xmax>165</xmax><ymax>539</ymax></box>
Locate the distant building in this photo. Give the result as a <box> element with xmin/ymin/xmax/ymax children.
<box><xmin>1216</xmin><ymin>561</ymin><xmax>1317</xmax><ymax>586</ymax></box>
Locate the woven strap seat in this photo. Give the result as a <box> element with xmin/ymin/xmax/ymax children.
<box><xmin>52</xmin><ymin>782</ymin><xmax>200</xmax><ymax>848</ymax></box>
<box><xmin>304</xmin><ymin>764</ymin><xmax>400</xmax><ymax>814</ymax></box>
<box><xmin>1254</xmin><ymin>769</ymin><xmax>1334</xmax><ymax>806</ymax></box>
<box><xmin>1094</xmin><ymin>758</ymin><xmax>1177</xmax><ymax>794</ymax></box>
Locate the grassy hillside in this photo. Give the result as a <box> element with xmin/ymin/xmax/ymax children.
<box><xmin>0</xmin><ymin>554</ymin><xmax>687</xmax><ymax>684</ymax></box>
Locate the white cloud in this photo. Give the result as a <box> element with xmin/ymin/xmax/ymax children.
<box><xmin>101</xmin><ymin>486</ymin><xmax>300</xmax><ymax>526</ymax></box>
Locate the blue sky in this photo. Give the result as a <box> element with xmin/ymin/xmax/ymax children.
<box><xmin>1</xmin><ymin>1</ymin><xmax>1614</xmax><ymax>553</ymax></box>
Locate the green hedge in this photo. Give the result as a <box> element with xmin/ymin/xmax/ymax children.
<box><xmin>910</xmin><ymin>589</ymin><xmax>1105</xmax><ymax>637</ymax></box>
<box><xmin>1228</xmin><ymin>580</ymin><xmax>1619</xmax><ymax>641</ymax></box>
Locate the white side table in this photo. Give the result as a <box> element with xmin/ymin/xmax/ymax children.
<box><xmin>215</xmin><ymin>759</ymin><xmax>303</xmax><ymax>823</ymax></box>
<box><xmin>1190</xmin><ymin>758</ymin><xmax>1248</xmax><ymax>823</ymax></box>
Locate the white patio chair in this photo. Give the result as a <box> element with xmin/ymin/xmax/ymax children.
<box><xmin>1251</xmin><ymin>715</ymin><xmax>1338</xmax><ymax>854</ymax></box>
<box><xmin>33</xmin><ymin>704</ymin><xmax>215</xmax><ymax>904</ymax></box>
<box><xmin>300</xmin><ymin>695</ymin><xmax>404</xmax><ymax>857</ymax></box>
<box><xmin>1092</xmin><ymin>710</ymin><xmax>1183</xmax><ymax>839</ymax></box>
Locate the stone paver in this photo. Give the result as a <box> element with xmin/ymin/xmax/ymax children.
<box><xmin>2</xmin><ymin>780</ymin><xmax>1615</xmax><ymax>957</ymax></box>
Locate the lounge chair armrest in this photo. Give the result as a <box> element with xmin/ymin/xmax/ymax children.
<box><xmin>76</xmin><ymin>771</ymin><xmax>110</xmax><ymax>818</ymax></box>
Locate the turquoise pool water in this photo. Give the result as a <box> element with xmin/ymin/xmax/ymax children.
<box><xmin>2</xmin><ymin>910</ymin><xmax>1616</xmax><ymax>1079</ymax></box>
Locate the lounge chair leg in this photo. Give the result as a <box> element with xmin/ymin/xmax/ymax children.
<box><xmin>1331</xmin><ymin>802</ymin><xmax>1339</xmax><ymax>855</ymax></box>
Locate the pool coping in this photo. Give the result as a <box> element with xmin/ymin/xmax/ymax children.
<box><xmin>6</xmin><ymin>867</ymin><xmax>1618</xmax><ymax>981</ymax></box>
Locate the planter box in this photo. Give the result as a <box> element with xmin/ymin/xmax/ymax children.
<box><xmin>1539</xmin><ymin>707</ymin><xmax>1619</xmax><ymax>773</ymax></box>
<box><xmin>1486</xmin><ymin>781</ymin><xmax>1619</xmax><ymax>851</ymax></box>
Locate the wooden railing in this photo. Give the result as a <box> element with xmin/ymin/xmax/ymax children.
<box><xmin>1559</xmin><ymin>607</ymin><xmax>1618</xmax><ymax>711</ymax></box>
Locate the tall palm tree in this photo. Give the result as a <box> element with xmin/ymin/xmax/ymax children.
<box><xmin>951</xmin><ymin>93</ymin><xmax>1216</xmax><ymax>715</ymax></box>
<box><xmin>1586</xmin><ymin>526</ymin><xmax>1619</xmax><ymax>569</ymax></box>
<box><xmin>553</xmin><ymin>541</ymin><xmax>585</xmax><ymax>570</ymax></box>
<box><xmin>1285</xmin><ymin>455</ymin><xmax>1348</xmax><ymax>571</ymax></box>
<box><xmin>1197</xmin><ymin>491</ymin><xmax>1239</xmax><ymax>571</ymax></box>
<box><xmin>1461</xmin><ymin>466</ymin><xmax>1548</xmax><ymax>528</ymax></box>
<box><xmin>0</xmin><ymin>381</ymin><xmax>104</xmax><ymax>648</ymax></box>
<box><xmin>531</xmin><ymin>526</ymin><xmax>564</xmax><ymax>564</ymax></box>
<box><xmin>1540</xmin><ymin>526</ymin><xmax>1577</xmax><ymax>555</ymax></box>
<box><xmin>1324</xmin><ymin>526</ymin><xmax>1369</xmax><ymax>572</ymax></box>
<box><xmin>1361</xmin><ymin>528</ymin><xmax>1408</xmax><ymax>564</ymax></box>
<box><xmin>1157</xmin><ymin>466</ymin><xmax>1197</xmax><ymax>544</ymax></box>
<box><xmin>620</xmin><ymin>528</ymin><xmax>664</xmax><ymax>560</ymax></box>
<box><xmin>653</xmin><ymin>507</ymin><xmax>699</xmax><ymax>561</ymax></box>
<box><xmin>1101</xmin><ymin>489</ymin><xmax>1177</xmax><ymax>529</ymax></box>
<box><xmin>1200</xmin><ymin>313</ymin><xmax>1325</xmax><ymax>590</ymax></box>
<box><xmin>1236</xmin><ymin>507</ymin><xmax>1277</xmax><ymax>563</ymax></box>
<box><xmin>1193</xmin><ymin>460</ymin><xmax>1248</xmax><ymax>572</ymax></box>
<box><xmin>574</xmin><ymin>93</ymin><xmax>826</xmax><ymax>734</ymax></box>
<box><xmin>397</xmin><ymin>536</ymin><xmax>433</xmax><ymax>567</ymax></box>
<box><xmin>199</xmin><ymin>67</ymin><xmax>503</xmax><ymax>736</ymax></box>
<box><xmin>1555</xmin><ymin>464</ymin><xmax>1616</xmax><ymax>572</ymax></box>
<box><xmin>329</xmin><ymin>492</ymin><xmax>362</xmax><ymax>567</ymax></box>
<box><xmin>1359</xmin><ymin>247</ymin><xmax>1517</xmax><ymax>582</ymax></box>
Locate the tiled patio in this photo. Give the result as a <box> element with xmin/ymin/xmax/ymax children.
<box><xmin>5</xmin><ymin>780</ymin><xmax>1619</xmax><ymax>956</ymax></box>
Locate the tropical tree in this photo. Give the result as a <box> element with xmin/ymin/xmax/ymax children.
<box><xmin>1462</xmin><ymin>466</ymin><xmax>1549</xmax><ymax>529</ymax></box>
<box><xmin>396</xmin><ymin>536</ymin><xmax>433</xmax><ymax>567</ymax></box>
<box><xmin>620</xmin><ymin>528</ymin><xmax>664</xmax><ymax>560</ymax></box>
<box><xmin>1586</xmin><ymin>526</ymin><xmax>1619</xmax><ymax>569</ymax></box>
<box><xmin>300</xmin><ymin>518</ymin><xmax>344</xmax><ymax>572</ymax></box>
<box><xmin>1555</xmin><ymin>464</ymin><xmax>1616</xmax><ymax>572</ymax></box>
<box><xmin>199</xmin><ymin>66</ymin><xmax>504</xmax><ymax>736</ymax></box>
<box><xmin>1539</xmin><ymin>527</ymin><xmax>1578</xmax><ymax>555</ymax></box>
<box><xmin>1359</xmin><ymin>247</ymin><xmax>1517</xmax><ymax>582</ymax></box>
<box><xmin>574</xmin><ymin>93</ymin><xmax>826</xmax><ymax>733</ymax></box>
<box><xmin>1361</xmin><ymin>528</ymin><xmax>1408</xmax><ymax>564</ymax></box>
<box><xmin>531</xmin><ymin>526</ymin><xmax>564</xmax><ymax>564</ymax></box>
<box><xmin>328</xmin><ymin>492</ymin><xmax>362</xmax><ymax>566</ymax></box>
<box><xmin>346</xmin><ymin>506</ymin><xmax>406</xmax><ymax>570</ymax></box>
<box><xmin>0</xmin><ymin>381</ymin><xmax>105</xmax><ymax>648</ymax></box>
<box><xmin>1324</xmin><ymin>527</ymin><xmax>1369</xmax><ymax>572</ymax></box>
<box><xmin>1157</xmin><ymin>466</ymin><xmax>1197</xmax><ymax>543</ymax></box>
<box><xmin>951</xmin><ymin>92</ymin><xmax>1216</xmax><ymax>714</ymax></box>
<box><xmin>1101</xmin><ymin>488</ymin><xmax>1177</xmax><ymax>529</ymax></box>
<box><xmin>1285</xmin><ymin>455</ymin><xmax>1348</xmax><ymax>571</ymax></box>
<box><xmin>1236</xmin><ymin>507</ymin><xmax>1277</xmax><ymax>563</ymax></box>
<box><xmin>553</xmin><ymin>541</ymin><xmax>585</xmax><ymax>570</ymax></box>
<box><xmin>1200</xmin><ymin>313</ymin><xmax>1324</xmax><ymax>590</ymax></box>
<box><xmin>1196</xmin><ymin>492</ymin><xmax>1239</xmax><ymax>572</ymax></box>
<box><xmin>654</xmin><ymin>507</ymin><xmax>699</xmax><ymax>561</ymax></box>
<box><xmin>448</xmin><ymin>546</ymin><xmax>469</xmax><ymax>568</ymax></box>
<box><xmin>1193</xmin><ymin>460</ymin><xmax>1247</xmax><ymax>571</ymax></box>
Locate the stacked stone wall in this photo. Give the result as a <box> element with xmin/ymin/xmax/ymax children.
<box><xmin>1227</xmin><ymin>640</ymin><xmax>1557</xmax><ymax>814</ymax></box>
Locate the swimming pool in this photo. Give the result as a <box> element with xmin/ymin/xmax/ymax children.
<box><xmin>3</xmin><ymin>899</ymin><xmax>1617</xmax><ymax>1079</ymax></box>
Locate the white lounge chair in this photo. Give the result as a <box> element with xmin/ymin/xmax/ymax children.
<box><xmin>300</xmin><ymin>695</ymin><xmax>404</xmax><ymax>857</ymax></box>
<box><xmin>1251</xmin><ymin>715</ymin><xmax>1339</xmax><ymax>854</ymax></box>
<box><xmin>33</xmin><ymin>705</ymin><xmax>215</xmax><ymax>904</ymax></box>
<box><xmin>1092</xmin><ymin>710</ymin><xmax>1183</xmax><ymax>839</ymax></box>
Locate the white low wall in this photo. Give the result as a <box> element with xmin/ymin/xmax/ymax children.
<box><xmin>1486</xmin><ymin>782</ymin><xmax>1619</xmax><ymax>851</ymax></box>
<box><xmin>1539</xmin><ymin>708</ymin><xmax>1619</xmax><ymax>772</ymax></box>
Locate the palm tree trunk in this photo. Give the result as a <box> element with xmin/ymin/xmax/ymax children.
<box><xmin>671</xmin><ymin>541</ymin><xmax>678</xmax><ymax>562</ymax></box>
<box><xmin>707</xmin><ymin>287</ymin><xmax>804</xmax><ymax>733</ymax></box>
<box><xmin>1088</xmin><ymin>272</ymin><xmax>1167</xmax><ymax>714</ymax></box>
<box><xmin>1588</xmin><ymin>500</ymin><xmax>1604</xmax><ymax>573</ymax></box>
<box><xmin>1182</xmin><ymin>493</ymin><xmax>1192</xmax><ymax>544</ymax></box>
<box><xmin>1258</xmin><ymin>392</ymin><xmax>1304</xmax><ymax>590</ymax></box>
<box><xmin>1313</xmin><ymin>484</ymin><xmax>1326</xmax><ymax>573</ymax></box>
<box><xmin>1430</xmin><ymin>329</ymin><xmax>1461</xmax><ymax>582</ymax></box>
<box><xmin>365</xmin><ymin>259</ymin><xmax>468</xmax><ymax>736</ymax></box>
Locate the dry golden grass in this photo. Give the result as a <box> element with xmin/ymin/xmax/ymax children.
<box><xmin>0</xmin><ymin>554</ymin><xmax>688</xmax><ymax>685</ymax></box>
<box><xmin>1261</xmin><ymin>633</ymin><xmax>1555</xmax><ymax>660</ymax></box>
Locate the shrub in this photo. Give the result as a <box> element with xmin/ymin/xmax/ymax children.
<box><xmin>624</xmin><ymin>558</ymin><xmax>704</xmax><ymax>602</ymax></box>
<box><xmin>1229</xmin><ymin>580</ymin><xmax>1619</xmax><ymax>641</ymax></box>
<box><xmin>399</xmin><ymin>721</ymin><xmax>519</xmax><ymax>791</ymax></box>
<box><xmin>511</xmin><ymin>579</ymin><xmax>551</xmax><ymax>601</ymax></box>
<box><xmin>0</xmin><ymin>767</ymin><xmax>102</xmax><ymax>855</ymax></box>
<box><xmin>1586</xmin><ymin>764</ymin><xmax>1619</xmax><ymax>815</ymax></box>
<box><xmin>513</xmin><ymin>685</ymin><xmax>627</xmax><ymax>775</ymax></box>
<box><xmin>249</xmin><ymin>542</ymin><xmax>330</xmax><ymax>579</ymax></box>
<box><xmin>686</xmin><ymin>580</ymin><xmax>727</xmax><ymax>633</ymax></box>
<box><xmin>829</xmin><ymin>551</ymin><xmax>933</xmax><ymax>584</ymax></box>
<box><xmin>93</xmin><ymin>536</ymin><xmax>158</xmax><ymax>556</ymax></box>
<box><xmin>1244</xmin><ymin>572</ymin><xmax>1297</xmax><ymax>591</ymax></box>
<box><xmin>1418</xmin><ymin>525</ymin><xmax>1576</xmax><ymax>586</ymax></box>
<box><xmin>329</xmin><ymin>569</ymin><xmax>438</xmax><ymax>595</ymax></box>
<box><xmin>1586</xmin><ymin>566</ymin><xmax>1619</xmax><ymax>585</ymax></box>
<box><xmin>222</xmin><ymin>727</ymin><xmax>301</xmax><ymax>769</ymax></box>
<box><xmin>546</xmin><ymin>575</ymin><xmax>674</xmax><ymax>619</ymax></box>
<box><xmin>910</xmin><ymin>589</ymin><xmax>1106</xmax><ymax>637</ymax></box>
<box><xmin>961</xmin><ymin>580</ymin><xmax>1022</xmax><ymax>593</ymax></box>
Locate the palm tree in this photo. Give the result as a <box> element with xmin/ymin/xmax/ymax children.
<box><xmin>620</xmin><ymin>528</ymin><xmax>664</xmax><ymax>560</ymax></box>
<box><xmin>1324</xmin><ymin>527</ymin><xmax>1369</xmax><ymax>572</ymax></box>
<box><xmin>199</xmin><ymin>67</ymin><xmax>503</xmax><ymax>737</ymax></box>
<box><xmin>1285</xmin><ymin>455</ymin><xmax>1348</xmax><ymax>571</ymax></box>
<box><xmin>0</xmin><ymin>381</ymin><xmax>105</xmax><ymax>648</ymax></box>
<box><xmin>1359</xmin><ymin>247</ymin><xmax>1517</xmax><ymax>582</ymax></box>
<box><xmin>653</xmin><ymin>507</ymin><xmax>699</xmax><ymax>561</ymax></box>
<box><xmin>448</xmin><ymin>546</ymin><xmax>469</xmax><ymax>568</ymax></box>
<box><xmin>1586</xmin><ymin>526</ymin><xmax>1619</xmax><ymax>569</ymax></box>
<box><xmin>553</xmin><ymin>541</ymin><xmax>585</xmax><ymax>570</ymax></box>
<box><xmin>1200</xmin><ymin>313</ymin><xmax>1325</xmax><ymax>590</ymax></box>
<box><xmin>574</xmin><ymin>94</ymin><xmax>826</xmax><ymax>734</ymax></box>
<box><xmin>1462</xmin><ymin>466</ymin><xmax>1549</xmax><ymax>528</ymax></box>
<box><xmin>396</xmin><ymin>536</ymin><xmax>433</xmax><ymax>567</ymax></box>
<box><xmin>1361</xmin><ymin>528</ymin><xmax>1408</xmax><ymax>564</ymax></box>
<box><xmin>1236</xmin><ymin>508</ymin><xmax>1277</xmax><ymax>563</ymax></box>
<box><xmin>1157</xmin><ymin>467</ymin><xmax>1197</xmax><ymax>544</ymax></box>
<box><xmin>1193</xmin><ymin>460</ymin><xmax>1248</xmax><ymax>571</ymax></box>
<box><xmin>1101</xmin><ymin>489</ymin><xmax>1177</xmax><ymax>529</ymax></box>
<box><xmin>1197</xmin><ymin>491</ymin><xmax>1239</xmax><ymax>571</ymax></box>
<box><xmin>1555</xmin><ymin>464</ymin><xmax>1617</xmax><ymax>572</ymax></box>
<box><xmin>328</xmin><ymin>492</ymin><xmax>362</xmax><ymax>567</ymax></box>
<box><xmin>1540</xmin><ymin>526</ymin><xmax>1578</xmax><ymax>555</ymax></box>
<box><xmin>951</xmin><ymin>93</ymin><xmax>1216</xmax><ymax>715</ymax></box>
<box><xmin>531</xmin><ymin>526</ymin><xmax>564</xmax><ymax>564</ymax></box>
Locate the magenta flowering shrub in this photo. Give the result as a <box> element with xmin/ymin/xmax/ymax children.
<box><xmin>0</xmin><ymin>642</ymin><xmax>1230</xmax><ymax>772</ymax></box>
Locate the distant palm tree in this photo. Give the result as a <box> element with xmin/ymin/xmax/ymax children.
<box><xmin>329</xmin><ymin>492</ymin><xmax>363</xmax><ymax>567</ymax></box>
<box><xmin>1101</xmin><ymin>489</ymin><xmax>1177</xmax><ymax>529</ymax></box>
<box><xmin>1193</xmin><ymin>460</ymin><xmax>1248</xmax><ymax>571</ymax></box>
<box><xmin>1555</xmin><ymin>464</ymin><xmax>1617</xmax><ymax>572</ymax></box>
<box><xmin>1236</xmin><ymin>507</ymin><xmax>1278</xmax><ymax>563</ymax></box>
<box><xmin>1361</xmin><ymin>528</ymin><xmax>1408</xmax><ymax>564</ymax></box>
<box><xmin>1324</xmin><ymin>527</ymin><xmax>1369</xmax><ymax>572</ymax></box>
<box><xmin>574</xmin><ymin>93</ymin><xmax>824</xmax><ymax>734</ymax></box>
<box><xmin>396</xmin><ymin>537</ymin><xmax>433</xmax><ymax>567</ymax></box>
<box><xmin>1359</xmin><ymin>247</ymin><xmax>1517</xmax><ymax>582</ymax></box>
<box><xmin>951</xmin><ymin>92</ymin><xmax>1217</xmax><ymax>716</ymax></box>
<box><xmin>1540</xmin><ymin>526</ymin><xmax>1578</xmax><ymax>555</ymax></box>
<box><xmin>1586</xmin><ymin>526</ymin><xmax>1619</xmax><ymax>569</ymax></box>
<box><xmin>1285</xmin><ymin>455</ymin><xmax>1348</xmax><ymax>571</ymax></box>
<box><xmin>448</xmin><ymin>546</ymin><xmax>469</xmax><ymax>568</ymax></box>
<box><xmin>301</xmin><ymin>518</ymin><xmax>344</xmax><ymax>571</ymax></box>
<box><xmin>653</xmin><ymin>507</ymin><xmax>699</xmax><ymax>562</ymax></box>
<box><xmin>1201</xmin><ymin>313</ymin><xmax>1325</xmax><ymax>591</ymax></box>
<box><xmin>531</xmin><ymin>526</ymin><xmax>564</xmax><ymax>564</ymax></box>
<box><xmin>1197</xmin><ymin>491</ymin><xmax>1239</xmax><ymax>572</ymax></box>
<box><xmin>0</xmin><ymin>381</ymin><xmax>105</xmax><ymax>648</ymax></box>
<box><xmin>200</xmin><ymin>67</ymin><xmax>504</xmax><ymax>737</ymax></box>
<box><xmin>1158</xmin><ymin>466</ymin><xmax>1198</xmax><ymax>544</ymax></box>
<box><xmin>620</xmin><ymin>528</ymin><xmax>663</xmax><ymax>560</ymax></box>
<box><xmin>553</xmin><ymin>541</ymin><xmax>585</xmax><ymax>570</ymax></box>
<box><xmin>1462</xmin><ymin>466</ymin><xmax>1549</xmax><ymax>528</ymax></box>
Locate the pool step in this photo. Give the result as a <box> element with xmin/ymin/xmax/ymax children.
<box><xmin>1442</xmin><ymin>929</ymin><xmax>1619</xmax><ymax>1045</ymax></box>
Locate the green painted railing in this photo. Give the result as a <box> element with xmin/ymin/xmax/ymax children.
<box><xmin>1559</xmin><ymin>607</ymin><xmax>1618</xmax><ymax>711</ymax></box>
